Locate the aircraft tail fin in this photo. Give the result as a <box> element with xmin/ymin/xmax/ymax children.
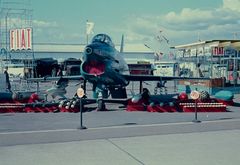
<box><xmin>120</xmin><ymin>34</ymin><xmax>124</xmax><ymax>53</ymax></box>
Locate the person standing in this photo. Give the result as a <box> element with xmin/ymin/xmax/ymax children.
<box><xmin>4</xmin><ymin>66</ymin><xmax>11</xmax><ymax>92</ymax></box>
<box><xmin>57</xmin><ymin>68</ymin><xmax>63</xmax><ymax>76</ymax></box>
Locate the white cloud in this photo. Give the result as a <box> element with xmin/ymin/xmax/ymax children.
<box><xmin>33</xmin><ymin>20</ymin><xmax>58</xmax><ymax>28</ymax></box>
<box><xmin>223</xmin><ymin>0</ymin><xmax>240</xmax><ymax>12</ymax></box>
<box><xmin>32</xmin><ymin>20</ymin><xmax>83</xmax><ymax>43</ymax></box>
<box><xmin>164</xmin><ymin>8</ymin><xmax>213</xmax><ymax>26</ymax></box>
<box><xmin>32</xmin><ymin>0</ymin><xmax>240</xmax><ymax>46</ymax></box>
<box><xmin>123</xmin><ymin>0</ymin><xmax>240</xmax><ymax>46</ymax></box>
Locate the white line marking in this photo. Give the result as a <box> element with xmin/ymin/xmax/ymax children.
<box><xmin>0</xmin><ymin>118</ymin><xmax>240</xmax><ymax>135</ymax></box>
<box><xmin>0</xmin><ymin>129</ymin><xmax>77</xmax><ymax>135</ymax></box>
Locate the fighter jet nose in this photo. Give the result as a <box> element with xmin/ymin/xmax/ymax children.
<box><xmin>85</xmin><ymin>47</ymin><xmax>93</xmax><ymax>55</ymax></box>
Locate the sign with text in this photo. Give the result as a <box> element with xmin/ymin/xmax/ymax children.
<box><xmin>212</xmin><ymin>47</ymin><xmax>224</xmax><ymax>56</ymax></box>
<box><xmin>10</xmin><ymin>28</ymin><xmax>32</xmax><ymax>50</ymax></box>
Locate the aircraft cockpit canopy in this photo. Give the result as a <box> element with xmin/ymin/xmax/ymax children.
<box><xmin>91</xmin><ymin>34</ymin><xmax>114</xmax><ymax>47</ymax></box>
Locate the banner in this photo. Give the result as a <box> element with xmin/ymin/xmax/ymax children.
<box><xmin>212</xmin><ymin>47</ymin><xmax>224</xmax><ymax>56</ymax></box>
<box><xmin>10</xmin><ymin>28</ymin><xmax>32</xmax><ymax>50</ymax></box>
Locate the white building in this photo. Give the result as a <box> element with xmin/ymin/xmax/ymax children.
<box><xmin>173</xmin><ymin>40</ymin><xmax>240</xmax><ymax>81</ymax></box>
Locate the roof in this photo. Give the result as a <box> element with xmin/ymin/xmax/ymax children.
<box><xmin>173</xmin><ymin>40</ymin><xmax>240</xmax><ymax>50</ymax></box>
<box><xmin>34</xmin><ymin>43</ymin><xmax>153</xmax><ymax>53</ymax></box>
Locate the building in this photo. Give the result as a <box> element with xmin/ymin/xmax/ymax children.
<box><xmin>33</xmin><ymin>43</ymin><xmax>155</xmax><ymax>64</ymax></box>
<box><xmin>173</xmin><ymin>40</ymin><xmax>240</xmax><ymax>94</ymax></box>
<box><xmin>173</xmin><ymin>40</ymin><xmax>240</xmax><ymax>80</ymax></box>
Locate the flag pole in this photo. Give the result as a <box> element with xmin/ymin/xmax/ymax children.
<box><xmin>86</xmin><ymin>20</ymin><xmax>89</xmax><ymax>45</ymax></box>
<box><xmin>86</xmin><ymin>20</ymin><xmax>94</xmax><ymax>45</ymax></box>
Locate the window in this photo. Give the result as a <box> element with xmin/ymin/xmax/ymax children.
<box><xmin>92</xmin><ymin>34</ymin><xmax>114</xmax><ymax>47</ymax></box>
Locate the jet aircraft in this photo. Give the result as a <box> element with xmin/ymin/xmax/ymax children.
<box><xmin>28</xmin><ymin>33</ymin><xmax>209</xmax><ymax>111</ymax></box>
<box><xmin>79</xmin><ymin>34</ymin><xmax>210</xmax><ymax>109</ymax></box>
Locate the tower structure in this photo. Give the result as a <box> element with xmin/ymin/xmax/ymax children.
<box><xmin>0</xmin><ymin>0</ymin><xmax>34</xmax><ymax>76</ymax></box>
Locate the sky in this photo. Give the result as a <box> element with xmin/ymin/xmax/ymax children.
<box><xmin>8</xmin><ymin>0</ymin><xmax>240</xmax><ymax>51</ymax></box>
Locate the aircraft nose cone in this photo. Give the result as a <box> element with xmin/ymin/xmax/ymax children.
<box><xmin>85</xmin><ymin>47</ymin><xmax>93</xmax><ymax>55</ymax></box>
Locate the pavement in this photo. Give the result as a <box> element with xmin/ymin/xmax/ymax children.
<box><xmin>1</xmin><ymin>109</ymin><xmax>240</xmax><ymax>165</ymax></box>
<box><xmin>0</xmin><ymin>129</ymin><xmax>240</xmax><ymax>165</ymax></box>
<box><xmin>0</xmin><ymin>83</ymin><xmax>240</xmax><ymax>165</ymax></box>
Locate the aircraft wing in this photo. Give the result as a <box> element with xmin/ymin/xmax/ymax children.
<box><xmin>27</xmin><ymin>75</ymin><xmax>84</xmax><ymax>82</ymax></box>
<box><xmin>122</xmin><ymin>74</ymin><xmax>210</xmax><ymax>81</ymax></box>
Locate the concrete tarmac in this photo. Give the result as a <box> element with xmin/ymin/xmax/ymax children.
<box><xmin>0</xmin><ymin>111</ymin><xmax>240</xmax><ymax>165</ymax></box>
<box><xmin>0</xmin><ymin>130</ymin><xmax>240</xmax><ymax>165</ymax></box>
<box><xmin>0</xmin><ymin>127</ymin><xmax>240</xmax><ymax>165</ymax></box>
<box><xmin>0</xmin><ymin>82</ymin><xmax>240</xmax><ymax>165</ymax></box>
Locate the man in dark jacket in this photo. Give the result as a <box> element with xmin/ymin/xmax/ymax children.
<box><xmin>4</xmin><ymin>66</ymin><xmax>11</xmax><ymax>92</ymax></box>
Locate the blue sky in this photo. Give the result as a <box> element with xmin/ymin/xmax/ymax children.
<box><xmin>31</xmin><ymin>0</ymin><xmax>240</xmax><ymax>50</ymax></box>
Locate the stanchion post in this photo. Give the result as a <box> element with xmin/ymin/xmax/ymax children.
<box><xmin>190</xmin><ymin>90</ymin><xmax>201</xmax><ymax>123</ymax></box>
<box><xmin>193</xmin><ymin>99</ymin><xmax>201</xmax><ymax>123</ymax></box>
<box><xmin>77</xmin><ymin>88</ymin><xmax>87</xmax><ymax>129</ymax></box>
